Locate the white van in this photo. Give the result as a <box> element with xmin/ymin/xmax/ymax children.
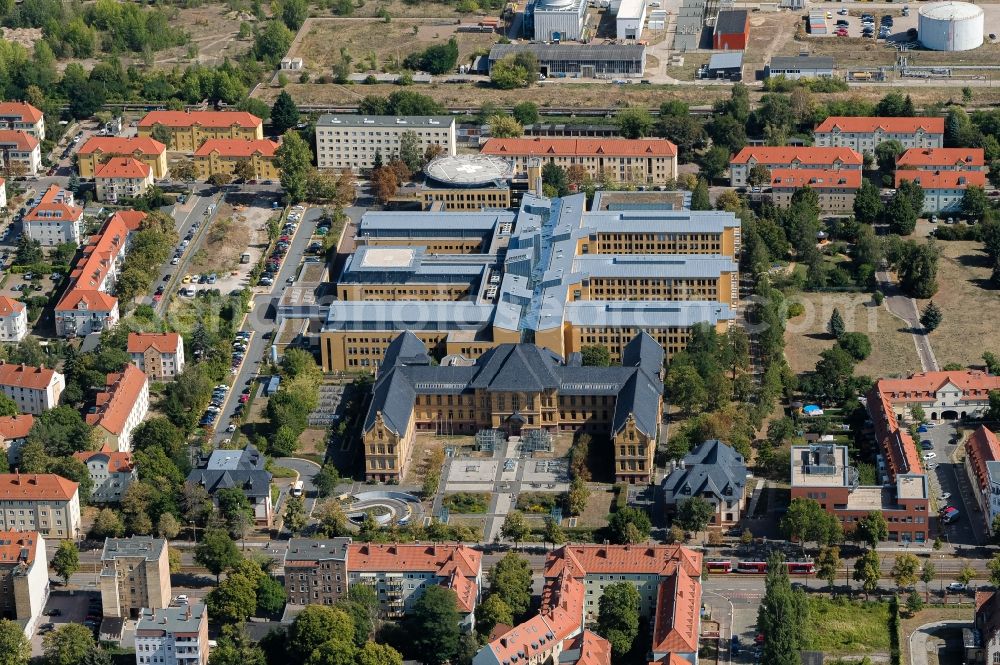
<box><xmin>291</xmin><ymin>480</ymin><xmax>304</xmax><ymax>497</ymax></box>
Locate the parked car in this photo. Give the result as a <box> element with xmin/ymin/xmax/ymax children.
<box><xmin>947</xmin><ymin>582</ymin><xmax>966</xmax><ymax>592</ymax></box>
<box><xmin>923</xmin><ymin>452</ymin><xmax>937</xmax><ymax>460</ymax></box>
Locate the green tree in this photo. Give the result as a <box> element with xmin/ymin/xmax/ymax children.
<box><xmin>157</xmin><ymin>513</ymin><xmax>180</xmax><ymax>540</ymax></box>
<box><xmin>699</xmin><ymin>146</ymin><xmax>730</xmax><ymax>184</ymax></box>
<box><xmin>615</xmin><ymin>108</ymin><xmax>653</xmax><ymax>139</ymax></box>
<box><xmin>149</xmin><ymin>123</ymin><xmax>172</xmax><ymax>147</ymax></box>
<box><xmin>406</xmin><ymin>586</ymin><xmax>461</xmax><ymax>665</ymax></box>
<box><xmin>667</xmin><ymin>364</ymin><xmax>706</xmax><ymax>417</ymax></box>
<box><xmin>898</xmin><ymin>241</ymin><xmax>939</xmax><ymax>298</ymax></box>
<box><xmin>253</xmin><ymin>21</ymin><xmax>294</xmax><ymax>66</ymax></box>
<box><xmin>543</xmin><ymin>516</ymin><xmax>566</xmax><ymax>547</ymax></box>
<box><xmin>91</xmin><ymin>508</ymin><xmax>125</xmax><ymax>539</ymax></box>
<box><xmin>313</xmin><ymin>464</ymin><xmax>341</xmax><ymax>497</ymax></box>
<box><xmin>690</xmin><ymin>178</ymin><xmax>711</xmax><ymax>211</ymax></box>
<box><xmin>194</xmin><ymin>529</ymin><xmax>241</xmax><ymax>583</ymax></box>
<box><xmin>906</xmin><ymin>589</ymin><xmax>924</xmax><ymax>615</ymax></box>
<box><xmin>855</xmin><ymin>511</ymin><xmax>888</xmax><ymax>548</ymax></box>
<box><xmin>757</xmin><ymin>552</ymin><xmax>806</xmax><ymax>665</ymax></box>
<box><xmin>42</xmin><ymin>624</ymin><xmax>94</xmax><ymax>665</ymax></box>
<box><xmin>959</xmin><ymin>564</ymin><xmax>977</xmax><ymax>586</ymax></box>
<box><xmin>580</xmin><ymin>345</ymin><xmax>611</xmax><ymax>367</ymax></box>
<box><xmin>475</xmin><ymin>593</ymin><xmax>513</xmax><ymax>636</ymax></box>
<box><xmin>828</xmin><ymin>308</ymin><xmax>846</xmax><ymax>339</ymax></box>
<box><xmin>747</xmin><ymin>164</ymin><xmax>772</xmax><ymax>190</ymax></box>
<box><xmin>398</xmin><ymin>130</ymin><xmax>424</xmax><ymax>173</ymax></box>
<box><xmin>284</xmin><ymin>495</ymin><xmax>307</xmax><ymax>535</ymax></box>
<box><xmin>275</xmin><ymin>129</ymin><xmax>313</xmax><ymax>204</ymax></box>
<box><xmin>282</xmin><ymin>0</ymin><xmax>308</xmax><ymax>29</ymax></box>
<box><xmin>855</xmin><ymin>551</ymin><xmax>885</xmax><ymax>597</ymax></box>
<box><xmin>0</xmin><ymin>618</ymin><xmax>30</xmax><ymax>665</ymax></box>
<box><xmin>988</xmin><ymin>553</ymin><xmax>1000</xmax><ymax>588</ymax></box>
<box><xmin>920</xmin><ymin>301</ymin><xmax>943</xmax><ymax>332</ymax></box>
<box><xmin>488</xmin><ymin>114</ymin><xmax>522</xmax><ymax>139</ymax></box>
<box><xmin>288</xmin><ymin>605</ymin><xmax>356</xmax><ymax>662</ymax></box>
<box><xmin>675</xmin><ymin>496</ymin><xmax>714</xmax><ymax>533</ymax></box>
<box><xmin>891</xmin><ymin>553</ymin><xmax>920</xmax><ymax>589</ymax></box>
<box><xmin>961</xmin><ymin>185</ymin><xmax>990</xmax><ymax>221</ymax></box>
<box><xmin>920</xmin><ymin>561</ymin><xmax>936</xmax><ymax>602</ymax></box>
<box><xmin>565</xmin><ymin>477</ymin><xmax>590</xmax><ymax>516</ymax></box>
<box><xmin>780</xmin><ymin>498</ymin><xmax>842</xmax><ymax>547</ymax></box>
<box><xmin>886</xmin><ymin>192</ymin><xmax>917</xmax><ymax>236</ymax></box>
<box><xmin>490</xmin><ymin>55</ymin><xmax>531</xmax><ymax>89</ymax></box>
<box><xmin>512</xmin><ymin>102</ymin><xmax>539</xmax><ymax>125</ymax></box>
<box><xmin>48</xmin><ymin>456</ymin><xmax>93</xmax><ymax>504</ymax></box>
<box><xmin>500</xmin><ymin>510</ymin><xmax>529</xmax><ymax>547</ymax></box>
<box><xmin>489</xmin><ymin>552</ymin><xmax>532</xmax><ymax>617</ymax></box>
<box><xmin>817</xmin><ymin>546</ymin><xmax>840</xmax><ymax>589</ymax></box>
<box><xmin>356</xmin><ymin>643</ymin><xmax>403</xmax><ymax>665</ymax></box>
<box><xmin>207</xmin><ymin>568</ymin><xmax>258</xmax><ymax>623</ymax></box>
<box><xmin>542</xmin><ymin>162</ymin><xmax>569</xmax><ymax>197</ymax></box>
<box><xmin>607</xmin><ymin>506</ymin><xmax>652</xmax><ymax>544</ymax></box>
<box><xmin>271</xmin><ymin>91</ymin><xmax>300</xmax><ymax>135</ymax></box>
<box><xmin>875</xmin><ymin>139</ymin><xmax>904</xmax><ymax>172</ymax></box>
<box><xmin>27</xmin><ymin>405</ymin><xmax>94</xmax><ymax>457</ymax></box>
<box><xmin>0</xmin><ymin>394</ymin><xmax>17</xmax><ymax>418</ymax></box>
<box><xmin>596</xmin><ymin>582</ymin><xmax>640</xmax><ymax>658</ymax></box>
<box><xmin>837</xmin><ymin>332</ymin><xmax>872</xmax><ymax>361</ymax></box>
<box><xmin>256</xmin><ymin>572</ymin><xmax>287</xmax><ymax>616</ymax></box>
<box><xmin>208</xmin><ymin>626</ymin><xmax>267</xmax><ymax>665</ymax></box>
<box><xmin>52</xmin><ymin>541</ymin><xmax>79</xmax><ymax>586</ymax></box>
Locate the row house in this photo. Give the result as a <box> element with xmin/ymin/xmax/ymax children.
<box><xmin>729</xmin><ymin>146</ymin><xmax>862</xmax><ymax>187</ymax></box>
<box><xmin>964</xmin><ymin>426</ymin><xmax>1000</xmax><ymax>536</ymax></box>
<box><xmin>135</xmin><ymin>604</ymin><xmax>209</xmax><ymax>665</ymax></box>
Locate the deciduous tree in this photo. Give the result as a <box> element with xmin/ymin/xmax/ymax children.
<box><xmin>596</xmin><ymin>582</ymin><xmax>640</xmax><ymax>658</ymax></box>
<box><xmin>406</xmin><ymin>586</ymin><xmax>461</xmax><ymax>665</ymax></box>
<box><xmin>52</xmin><ymin>541</ymin><xmax>79</xmax><ymax>586</ymax></box>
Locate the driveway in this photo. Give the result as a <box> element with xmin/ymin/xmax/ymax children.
<box><xmin>276</xmin><ymin>456</ymin><xmax>321</xmax><ymax>517</ymax></box>
<box><xmin>876</xmin><ymin>270</ymin><xmax>939</xmax><ymax>372</ymax></box>
<box><xmin>909</xmin><ymin>620</ymin><xmax>969</xmax><ymax>665</ymax></box>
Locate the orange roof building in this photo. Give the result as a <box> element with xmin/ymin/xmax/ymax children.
<box><xmin>86</xmin><ymin>365</ymin><xmax>149</xmax><ymax>453</ymax></box>
<box><xmin>0</xmin><ymin>296</ymin><xmax>26</xmax><ymax>343</ymax></box>
<box><xmin>814</xmin><ymin>116</ymin><xmax>945</xmax><ymax>152</ymax></box>
<box><xmin>481</xmin><ymin>137</ymin><xmax>679</xmax><ymax>185</ymax></box>
<box><xmin>0</xmin><ymin>364</ymin><xmax>64</xmax><ymax>415</ymax></box>
<box><xmin>0</xmin><ymin>101</ymin><xmax>45</xmax><ymax>139</ymax></box>
<box><xmin>77</xmin><ymin>136</ymin><xmax>168</xmax><ymax>179</ymax></box>
<box><xmin>0</xmin><ymin>474</ymin><xmax>81</xmax><ymax>539</ymax></box>
<box><xmin>0</xmin><ymin>129</ymin><xmax>41</xmax><ymax>176</ymax></box>
<box><xmin>0</xmin><ymin>529</ymin><xmax>48</xmax><ymax>631</ymax></box>
<box><xmin>128</xmin><ymin>332</ymin><xmax>185</xmax><ymax>380</ymax></box>
<box><xmin>964</xmin><ymin>425</ymin><xmax>1000</xmax><ymax>536</ymax></box>
<box><xmin>730</xmin><ymin>146</ymin><xmax>862</xmax><ymax>187</ymax></box>
<box><xmin>72</xmin><ymin>450</ymin><xmax>137</xmax><ymax>504</ymax></box>
<box><xmin>94</xmin><ymin>157</ymin><xmax>155</xmax><ymax>203</ymax></box>
<box><xmin>769</xmin><ymin>168</ymin><xmax>863</xmax><ymax>213</ymax></box>
<box><xmin>896</xmin><ymin>147</ymin><xmax>986</xmax><ymax>172</ymax></box>
<box><xmin>23</xmin><ymin>184</ymin><xmax>83</xmax><ymax>246</ymax></box>
<box><xmin>193</xmin><ymin>138</ymin><xmax>280</xmax><ymax>182</ymax></box>
<box><xmin>347</xmin><ymin>543</ymin><xmax>481</xmax><ymax>625</ymax></box>
<box><xmin>894</xmin><ymin>169</ymin><xmax>987</xmax><ymax>214</ymax></box>
<box><xmin>0</xmin><ymin>414</ymin><xmax>33</xmax><ymax>470</ymax></box>
<box><xmin>137</xmin><ymin>110</ymin><xmax>263</xmax><ymax>152</ymax></box>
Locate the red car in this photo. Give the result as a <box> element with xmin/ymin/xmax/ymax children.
<box><xmin>152</xmin><ymin>294</ymin><xmax>162</xmax><ymax>303</ymax></box>
<box><xmin>239</xmin><ymin>394</ymin><xmax>249</xmax><ymax>403</ymax></box>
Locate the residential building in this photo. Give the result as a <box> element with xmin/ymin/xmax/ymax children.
<box><xmin>0</xmin><ymin>297</ymin><xmax>27</xmax><ymax>342</ymax></box>
<box><xmin>95</xmin><ymin>158</ymin><xmax>155</xmax><ymax>203</ymax></box>
<box><xmin>72</xmin><ymin>450</ymin><xmax>136</xmax><ymax>504</ymax></box>
<box><xmin>764</xmin><ymin>55</ymin><xmax>835</xmax><ymax>79</ymax></box>
<box><xmin>769</xmin><ymin>168</ymin><xmax>862</xmax><ymax>212</ymax></box>
<box><xmin>85</xmin><ymin>365</ymin><xmax>149</xmax><ymax>452</ymax></box>
<box><xmin>894</xmin><ymin>170</ymin><xmax>987</xmax><ymax>214</ymax></box>
<box><xmin>488</xmin><ymin>43</ymin><xmax>647</xmax><ymax>79</ymax></box>
<box><xmin>316</xmin><ymin>115</ymin><xmax>456</xmax><ymax>172</ymax></box>
<box><xmin>713</xmin><ymin>10</ymin><xmax>749</xmax><ymax>50</ymax></box>
<box><xmin>482</xmin><ymin>137</ymin><xmax>678</xmax><ymax>184</ymax></box>
<box><xmin>77</xmin><ymin>137</ymin><xmax>168</xmax><ymax>179</ymax></box>
<box><xmin>964</xmin><ymin>426</ymin><xmax>1000</xmax><ymax>536</ymax></box>
<box><xmin>0</xmin><ymin>530</ymin><xmax>48</xmax><ymax>636</ymax></box>
<box><xmin>873</xmin><ymin>370</ymin><xmax>1000</xmax><ymax>423</ymax></box>
<box><xmin>0</xmin><ymin>473</ymin><xmax>81</xmax><ymax>539</ymax></box>
<box><xmin>137</xmin><ymin>110</ymin><xmax>263</xmax><ymax>152</ymax></box>
<box><xmin>53</xmin><ymin>291</ymin><xmax>119</xmax><ymax>338</ymax></box>
<box><xmin>23</xmin><ymin>185</ymin><xmax>83</xmax><ymax>246</ymax></box>
<box><xmin>99</xmin><ymin>536</ymin><xmax>171</xmax><ymax>619</ymax></box>
<box><xmin>186</xmin><ymin>445</ymin><xmax>272</xmax><ymax>525</ymax></box>
<box><xmin>284</xmin><ymin>538</ymin><xmax>351</xmax><ymax>607</ymax></box>
<box><xmin>297</xmin><ymin>194</ymin><xmax>738</xmax><ymax>375</ymax></box>
<box><xmin>358</xmin><ymin>331</ymin><xmax>662</xmax><ymax>484</ymax></box>
<box><xmin>0</xmin><ymin>177</ymin><xmax>6</xmax><ymax>210</ymax></box>
<box><xmin>347</xmin><ymin>543</ymin><xmax>481</xmax><ymax>629</ymax></box>
<box><xmin>0</xmin><ymin>364</ymin><xmax>64</xmax><ymax>414</ymax></box>
<box><xmin>193</xmin><ymin>139</ymin><xmax>280</xmax><ymax>181</ymax></box>
<box><xmin>976</xmin><ymin>590</ymin><xmax>1000</xmax><ymax>665</ymax></box>
<box><xmin>662</xmin><ymin>439</ymin><xmax>749</xmax><ymax>527</ymax></box>
<box><xmin>790</xmin><ymin>443</ymin><xmax>929</xmax><ymax>543</ymax></box>
<box><xmin>135</xmin><ymin>603</ymin><xmax>209</xmax><ymax>665</ymax></box>
<box><xmin>896</xmin><ymin>147</ymin><xmax>986</xmax><ymax>172</ymax></box>
<box><xmin>729</xmin><ymin>146</ymin><xmax>863</xmax><ymax>188</ymax></box>
<box><xmin>0</xmin><ymin>415</ymin><xmax>33</xmax><ymax>466</ymax></box>
<box><xmin>0</xmin><ymin>130</ymin><xmax>40</xmax><ymax>176</ymax></box>
<box><xmin>0</xmin><ymin>102</ymin><xmax>44</xmax><ymax>140</ymax></box>
<box><xmin>814</xmin><ymin>116</ymin><xmax>945</xmax><ymax>152</ymax></box>
<box><xmin>128</xmin><ymin>333</ymin><xmax>185</xmax><ymax>380</ymax></box>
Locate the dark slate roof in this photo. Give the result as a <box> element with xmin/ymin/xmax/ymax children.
<box><xmin>611</xmin><ymin>370</ymin><xmax>662</xmax><ymax>437</ymax></box>
<box><xmin>186</xmin><ymin>469</ymin><xmax>271</xmax><ymax>499</ymax></box>
<box><xmin>714</xmin><ymin>9</ymin><xmax>748</xmax><ymax>35</ymax></box>
<box><xmin>622</xmin><ymin>331</ymin><xmax>664</xmax><ymax>380</ymax></box>
<box><xmin>661</xmin><ymin>439</ymin><xmax>748</xmax><ymax>506</ymax></box>
<box><xmin>467</xmin><ymin>344</ymin><xmax>562</xmax><ymax>392</ymax></box>
<box><xmin>363</xmin><ymin>368</ymin><xmax>416</xmax><ymax>436</ymax></box>
<box><xmin>381</xmin><ymin>330</ymin><xmax>431</xmax><ymax>369</ymax></box>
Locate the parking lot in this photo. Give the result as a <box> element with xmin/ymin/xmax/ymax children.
<box><xmin>919</xmin><ymin>422</ymin><xmax>986</xmax><ymax>546</ymax></box>
<box><xmin>813</xmin><ymin>7</ymin><xmax>916</xmax><ymax>42</ymax></box>
<box><xmin>32</xmin><ymin>590</ymin><xmax>102</xmax><ymax>656</ymax></box>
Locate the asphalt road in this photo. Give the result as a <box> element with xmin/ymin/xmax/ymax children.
<box><xmin>276</xmin><ymin>456</ymin><xmax>322</xmax><ymax>517</ymax></box>
<box><xmin>876</xmin><ymin>269</ymin><xmax>939</xmax><ymax>372</ymax></box>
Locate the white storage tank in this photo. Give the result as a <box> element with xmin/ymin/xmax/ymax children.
<box><xmin>918</xmin><ymin>1</ymin><xmax>984</xmax><ymax>52</ymax></box>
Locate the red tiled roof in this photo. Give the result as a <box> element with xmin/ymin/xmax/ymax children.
<box><xmin>56</xmin><ymin>212</ymin><xmax>134</xmax><ymax>312</ymax></box>
<box><xmin>0</xmin><ymin>415</ymin><xmax>32</xmax><ymax>441</ymax></box>
<box><xmin>876</xmin><ymin>371</ymin><xmax>1000</xmax><ymax>401</ymax></box>
<box><xmin>897</xmin><ymin>148</ymin><xmax>985</xmax><ymax>169</ymax></box>
<box><xmin>544</xmin><ymin>544</ymin><xmax>702</xmax><ymax>578</ymax></box>
<box><xmin>562</xmin><ymin>630</ymin><xmax>612</xmax><ymax>665</ymax></box>
<box><xmin>78</xmin><ymin>136</ymin><xmax>165</xmax><ymax>157</ymax></box>
<box><xmin>346</xmin><ymin>543</ymin><xmax>481</xmax><ymax>577</ymax></box>
<box><xmin>95</xmin><ymin>157</ymin><xmax>151</xmax><ymax>179</ymax></box>
<box><xmin>0</xmin><ymin>364</ymin><xmax>59</xmax><ymax>391</ymax></box>
<box><xmin>965</xmin><ymin>426</ymin><xmax>1000</xmax><ymax>493</ymax></box>
<box><xmin>0</xmin><ymin>473</ymin><xmax>78</xmax><ymax>501</ymax></box>
<box><xmin>55</xmin><ymin>289</ymin><xmax>118</xmax><ymax>313</ymax></box>
<box><xmin>128</xmin><ymin>333</ymin><xmax>181</xmax><ymax>355</ymax></box>
<box><xmin>895</xmin><ymin>169</ymin><xmax>986</xmax><ymax>189</ymax></box>
<box><xmin>109</xmin><ymin>210</ymin><xmax>148</xmax><ymax>233</ymax></box>
<box><xmin>867</xmin><ymin>386</ymin><xmax>922</xmax><ymax>478</ymax></box>
<box><xmin>0</xmin><ymin>130</ymin><xmax>38</xmax><ymax>151</ymax></box>
<box><xmin>482</xmin><ymin>137</ymin><xmax>677</xmax><ymax>158</ymax></box>
<box><xmin>446</xmin><ymin>568</ymin><xmax>478</xmax><ymax>613</ymax></box>
<box><xmin>815</xmin><ymin>116</ymin><xmax>945</xmax><ymax>135</ymax></box>
<box><xmin>0</xmin><ymin>102</ymin><xmax>43</xmax><ymax>124</ymax></box>
<box><xmin>24</xmin><ymin>185</ymin><xmax>81</xmax><ymax>223</ymax></box>
<box><xmin>0</xmin><ymin>296</ymin><xmax>24</xmax><ymax>317</ymax></box>
<box><xmin>770</xmin><ymin>168</ymin><xmax>862</xmax><ymax>190</ymax></box>
<box><xmin>651</xmin><ymin>567</ymin><xmax>700</xmax><ymax>655</ymax></box>
<box><xmin>0</xmin><ymin>530</ymin><xmax>40</xmax><ymax>566</ymax></box>
<box><xmin>85</xmin><ymin>365</ymin><xmax>147</xmax><ymax>436</ymax></box>
<box><xmin>72</xmin><ymin>450</ymin><xmax>135</xmax><ymax>473</ymax></box>
<box><xmin>732</xmin><ymin>146</ymin><xmax>862</xmax><ymax>166</ymax></box>
<box><xmin>138</xmin><ymin>110</ymin><xmax>262</xmax><ymax>129</ymax></box>
<box><xmin>194</xmin><ymin>138</ymin><xmax>280</xmax><ymax>157</ymax></box>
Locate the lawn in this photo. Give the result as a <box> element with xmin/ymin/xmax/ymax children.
<box><xmin>442</xmin><ymin>491</ymin><xmax>490</xmax><ymax>514</ymax></box>
<box><xmin>803</xmin><ymin>597</ymin><xmax>891</xmax><ymax>655</ymax></box>
<box><xmin>784</xmin><ymin>290</ymin><xmax>921</xmax><ymax>379</ymax></box>
<box><xmin>918</xmin><ymin>239</ymin><xmax>1000</xmax><ymax>369</ymax></box>
<box><xmin>515</xmin><ymin>491</ymin><xmax>560</xmax><ymax>514</ymax></box>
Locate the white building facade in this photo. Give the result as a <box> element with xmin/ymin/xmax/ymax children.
<box><xmin>135</xmin><ymin>604</ymin><xmax>210</xmax><ymax>665</ymax></box>
<box><xmin>0</xmin><ymin>297</ymin><xmax>27</xmax><ymax>342</ymax></box>
<box><xmin>315</xmin><ymin>115</ymin><xmax>456</xmax><ymax>172</ymax></box>
<box><xmin>0</xmin><ymin>364</ymin><xmax>64</xmax><ymax>414</ymax></box>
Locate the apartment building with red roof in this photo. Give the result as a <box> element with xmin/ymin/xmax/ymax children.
<box><xmin>963</xmin><ymin>426</ymin><xmax>1000</xmax><ymax>536</ymax></box>
<box><xmin>346</xmin><ymin>543</ymin><xmax>482</xmax><ymax>629</ymax></box>
<box><xmin>94</xmin><ymin>157</ymin><xmax>155</xmax><ymax>203</ymax></box>
<box><xmin>77</xmin><ymin>136</ymin><xmax>168</xmax><ymax>179</ymax></box>
<box><xmin>23</xmin><ymin>184</ymin><xmax>83</xmax><ymax>246</ymax></box>
<box><xmin>0</xmin><ymin>474</ymin><xmax>81</xmax><ymax>539</ymax></box>
<box><xmin>193</xmin><ymin>138</ymin><xmax>280</xmax><ymax>182</ymax></box>
<box><xmin>0</xmin><ymin>296</ymin><xmax>26</xmax><ymax>343</ymax></box>
<box><xmin>977</xmin><ymin>589</ymin><xmax>1000</xmax><ymax>664</ymax></box>
<box><xmin>894</xmin><ymin>169</ymin><xmax>987</xmax><ymax>214</ymax></box>
<box><xmin>0</xmin><ymin>364</ymin><xmax>64</xmax><ymax>414</ymax></box>
<box><xmin>0</xmin><ymin>102</ymin><xmax>44</xmax><ymax>139</ymax></box>
<box><xmin>729</xmin><ymin>146</ymin><xmax>862</xmax><ymax>187</ymax></box>
<box><xmin>0</xmin><ymin>129</ymin><xmax>40</xmax><ymax>176</ymax></box>
<box><xmin>0</xmin><ymin>530</ymin><xmax>48</xmax><ymax>636</ymax></box>
<box><xmin>137</xmin><ymin>110</ymin><xmax>263</xmax><ymax>151</ymax></box>
<box><xmin>896</xmin><ymin>147</ymin><xmax>986</xmax><ymax>172</ymax></box>
<box><xmin>85</xmin><ymin>365</ymin><xmax>149</xmax><ymax>452</ymax></box>
<box><xmin>128</xmin><ymin>333</ymin><xmax>185</xmax><ymax>380</ymax></box>
<box><xmin>481</xmin><ymin>137</ymin><xmax>678</xmax><ymax>184</ymax></box>
<box><xmin>769</xmin><ymin>168</ymin><xmax>863</xmax><ymax>213</ymax></box>
<box><xmin>0</xmin><ymin>414</ymin><xmax>33</xmax><ymax>466</ymax></box>
<box><xmin>72</xmin><ymin>449</ymin><xmax>136</xmax><ymax>504</ymax></box>
<box><xmin>814</xmin><ymin>116</ymin><xmax>944</xmax><ymax>153</ymax></box>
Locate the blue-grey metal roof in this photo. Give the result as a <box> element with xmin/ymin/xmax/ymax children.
<box><xmin>358</xmin><ymin>210</ymin><xmax>515</xmax><ymax>233</ymax></box>
<box><xmin>285</xmin><ymin>538</ymin><xmax>352</xmax><ymax>563</ymax></box>
<box><xmin>768</xmin><ymin>55</ymin><xmax>835</xmax><ymax>71</ymax></box>
<box><xmin>583</xmin><ymin>209</ymin><xmax>741</xmax><ymax>233</ymax></box>
<box><xmin>571</xmin><ymin>254</ymin><xmax>738</xmax><ymax>279</ymax></box>
<box><xmin>204</xmin><ymin>444</ymin><xmax>265</xmax><ymax>471</ymax></box>
<box><xmin>186</xmin><ymin>469</ymin><xmax>271</xmax><ymax>499</ymax></box>
<box><xmin>101</xmin><ymin>536</ymin><xmax>166</xmax><ymax>562</ymax></box>
<box><xmin>563</xmin><ymin>300</ymin><xmax>735</xmax><ymax>328</ymax></box>
<box><xmin>322</xmin><ymin>301</ymin><xmax>495</xmax><ymax>332</ymax></box>
<box><xmin>381</xmin><ymin>330</ymin><xmax>432</xmax><ymax>368</ymax></box>
<box><xmin>622</xmin><ymin>331</ymin><xmax>664</xmax><ymax>379</ymax></box>
<box><xmin>137</xmin><ymin>604</ymin><xmax>206</xmax><ymax>634</ymax></box>
<box><xmin>468</xmin><ymin>344</ymin><xmax>563</xmax><ymax>392</ymax></box>
<box><xmin>489</xmin><ymin>43</ymin><xmax>646</xmax><ymax>64</ymax></box>
<box><xmin>708</xmin><ymin>51</ymin><xmax>744</xmax><ymax>71</ymax></box>
<box><xmin>662</xmin><ymin>439</ymin><xmax>749</xmax><ymax>506</ymax></box>
<box><xmin>317</xmin><ymin>115</ymin><xmax>455</xmax><ymax>129</ymax></box>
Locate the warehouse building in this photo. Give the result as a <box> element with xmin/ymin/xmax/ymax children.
<box><xmin>616</xmin><ymin>0</ymin><xmax>647</xmax><ymax>40</ymax></box>
<box><xmin>713</xmin><ymin>10</ymin><xmax>749</xmax><ymax>50</ymax></box>
<box><xmin>488</xmin><ymin>43</ymin><xmax>646</xmax><ymax>78</ymax></box>
<box><xmin>704</xmin><ymin>52</ymin><xmax>744</xmax><ymax>81</ymax></box>
<box><xmin>529</xmin><ymin>0</ymin><xmax>588</xmax><ymax>41</ymax></box>
<box><xmin>765</xmin><ymin>55</ymin><xmax>835</xmax><ymax>80</ymax></box>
